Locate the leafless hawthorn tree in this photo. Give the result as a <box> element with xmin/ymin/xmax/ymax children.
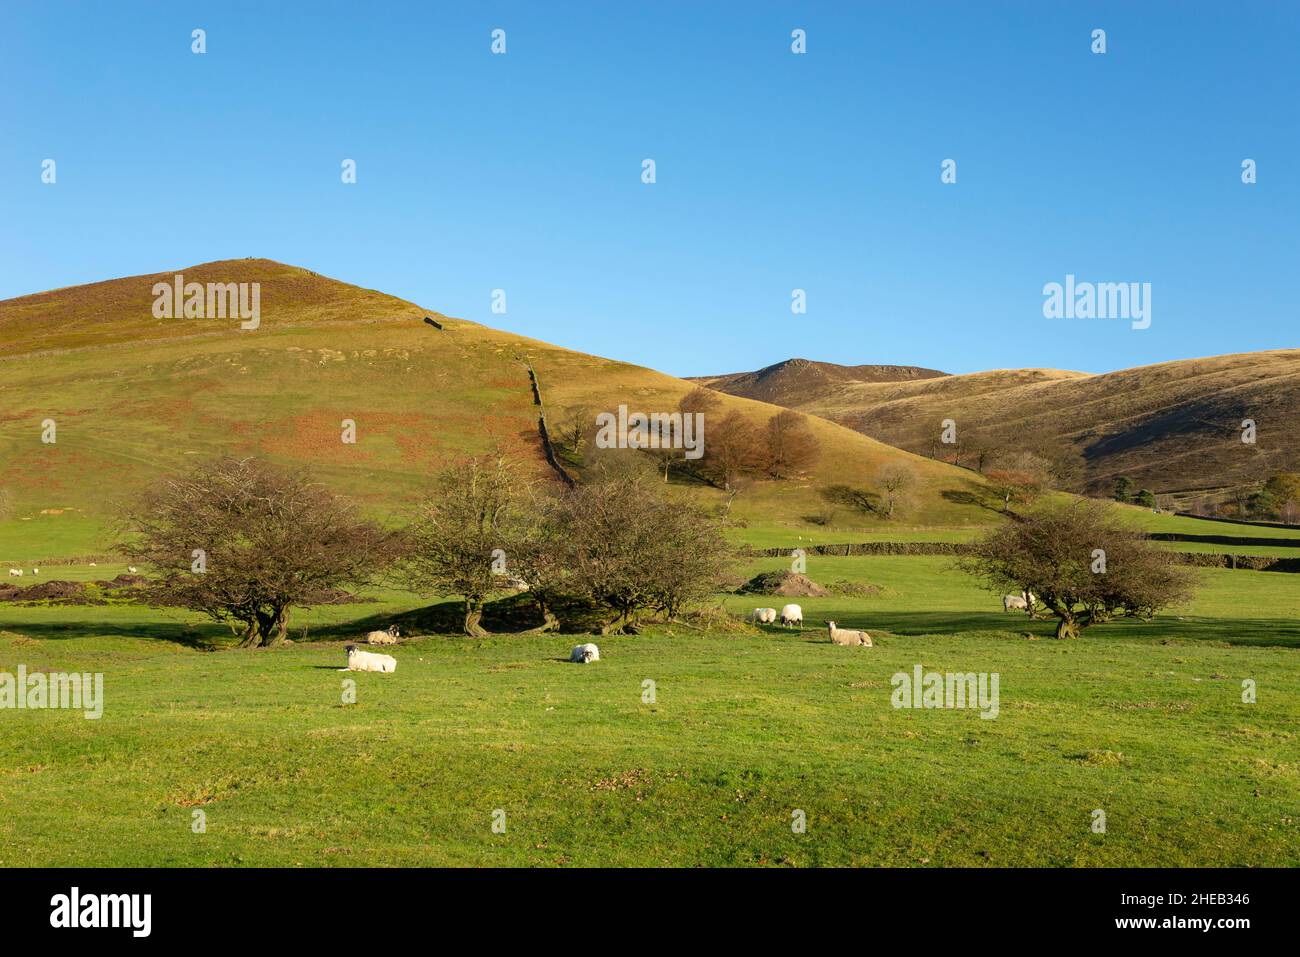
<box><xmin>554</xmin><ymin>472</ymin><xmax>732</xmax><ymax>633</ymax></box>
<box><xmin>959</xmin><ymin>499</ymin><xmax>1197</xmax><ymax>639</ymax></box>
<box><xmin>405</xmin><ymin>455</ymin><xmax>531</xmax><ymax>636</ymax></box>
<box><xmin>701</xmin><ymin>411</ymin><xmax>762</xmax><ymax>492</ymax></box>
<box><xmin>764</xmin><ymin>409</ymin><xmax>821</xmax><ymax>479</ymax></box>
<box><xmin>876</xmin><ymin>462</ymin><xmax>918</xmax><ymax>519</ymax></box>
<box><xmin>120</xmin><ymin>457</ymin><xmax>394</xmax><ymax>647</ymax></box>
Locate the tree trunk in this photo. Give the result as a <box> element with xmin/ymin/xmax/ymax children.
<box><xmin>237</xmin><ymin>607</ymin><xmax>288</xmax><ymax>647</ymax></box>
<box><xmin>236</xmin><ymin>618</ymin><xmax>261</xmax><ymax>648</ymax></box>
<box><xmin>463</xmin><ymin>597</ymin><xmax>489</xmax><ymax>637</ymax></box>
<box><xmin>599</xmin><ymin>608</ymin><xmax>634</xmax><ymax>635</ymax></box>
<box><xmin>518</xmin><ymin>601</ymin><xmax>560</xmax><ymax>634</ymax></box>
<box><xmin>1054</xmin><ymin>617</ymin><xmax>1079</xmax><ymax>640</ymax></box>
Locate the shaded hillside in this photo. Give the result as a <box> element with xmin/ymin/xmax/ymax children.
<box><xmin>701</xmin><ymin>354</ymin><xmax>1300</xmax><ymax>497</ymax></box>
<box><xmin>0</xmin><ymin>261</ymin><xmax>998</xmax><ymax>553</ymax></box>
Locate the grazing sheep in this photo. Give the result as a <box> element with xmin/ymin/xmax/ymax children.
<box><xmin>366</xmin><ymin>624</ymin><xmax>400</xmax><ymax>645</ymax></box>
<box><xmin>127</xmin><ymin>566</ymin><xmax>138</xmax><ymax>574</ymax></box>
<box><xmin>752</xmin><ymin>607</ymin><xmax>777</xmax><ymax>624</ymax></box>
<box><xmin>340</xmin><ymin>644</ymin><xmax>396</xmax><ymax>673</ymax></box>
<box><xmin>569</xmin><ymin>642</ymin><xmax>600</xmax><ymax>663</ymax></box>
<box><xmin>998</xmin><ymin>590</ymin><xmax>1029</xmax><ymax>613</ymax></box>
<box><xmin>31</xmin><ymin>569</ymin><xmax>38</xmax><ymax>576</ymax></box>
<box><xmin>780</xmin><ymin>603</ymin><xmax>803</xmax><ymax>628</ymax></box>
<box><xmin>827</xmin><ymin>621</ymin><xmax>872</xmax><ymax>647</ymax></box>
<box><xmin>88</xmin><ymin>562</ymin><xmax>96</xmax><ymax>567</ymax></box>
<box><xmin>7</xmin><ymin>569</ymin><xmax>22</xmax><ymax>577</ymax></box>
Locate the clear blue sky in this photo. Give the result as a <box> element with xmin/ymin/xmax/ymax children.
<box><xmin>2</xmin><ymin>1</ymin><xmax>1295</xmax><ymax>377</ymax></box>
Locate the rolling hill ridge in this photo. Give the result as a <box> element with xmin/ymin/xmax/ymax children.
<box><xmin>698</xmin><ymin>353</ymin><xmax>1300</xmax><ymax>502</ymax></box>
<box><xmin>0</xmin><ymin>260</ymin><xmax>997</xmax><ymax>555</ymax></box>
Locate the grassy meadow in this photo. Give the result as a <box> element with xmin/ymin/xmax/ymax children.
<box><xmin>1</xmin><ymin>535</ymin><xmax>1297</xmax><ymax>867</ymax></box>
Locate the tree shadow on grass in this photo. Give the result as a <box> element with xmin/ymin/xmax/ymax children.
<box><xmin>941</xmin><ymin>479</ymin><xmax>1002</xmax><ymax>514</ymax></box>
<box><xmin>309</xmin><ymin>593</ymin><xmax>608</xmax><ymax>642</ymax></box>
<box><xmin>0</xmin><ymin>619</ymin><xmax>227</xmax><ymax>650</ymax></box>
<box><xmin>802</xmin><ymin>609</ymin><xmax>1300</xmax><ymax>649</ymax></box>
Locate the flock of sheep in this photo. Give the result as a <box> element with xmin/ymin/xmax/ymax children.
<box><xmin>7</xmin><ymin>568</ymin><xmax>38</xmax><ymax>577</ymax></box>
<box><xmin>338</xmin><ymin>598</ymin><xmax>897</xmax><ymax>671</ymax></box>
<box><xmin>751</xmin><ymin>603</ymin><xmax>871</xmax><ymax>646</ymax></box>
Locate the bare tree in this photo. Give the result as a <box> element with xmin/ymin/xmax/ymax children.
<box><xmin>406</xmin><ymin>456</ymin><xmax>531</xmax><ymax>636</ymax></box>
<box><xmin>876</xmin><ymin>462</ymin><xmax>918</xmax><ymax>519</ymax></box>
<box><xmin>959</xmin><ymin>499</ymin><xmax>1197</xmax><ymax>639</ymax></box>
<box><xmin>555</xmin><ymin>404</ymin><xmax>591</xmax><ymax>459</ymax></box>
<box><xmin>678</xmin><ymin>386</ymin><xmax>721</xmax><ymax>418</ymax></box>
<box><xmin>555</xmin><ymin>472</ymin><xmax>731</xmax><ymax>633</ymax></box>
<box><xmin>120</xmin><ymin>457</ymin><xmax>394</xmax><ymax>647</ymax></box>
<box><xmin>985</xmin><ymin>450</ymin><xmax>1053</xmax><ymax>512</ymax></box>
<box><xmin>764</xmin><ymin>409</ymin><xmax>821</xmax><ymax>479</ymax></box>
<box><xmin>701</xmin><ymin>411</ymin><xmax>761</xmax><ymax>491</ymax></box>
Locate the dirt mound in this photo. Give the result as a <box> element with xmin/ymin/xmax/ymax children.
<box><xmin>737</xmin><ymin>571</ymin><xmax>827</xmax><ymax>597</ymax></box>
<box><xmin>105</xmin><ymin>574</ymin><xmax>148</xmax><ymax>587</ymax></box>
<box><xmin>0</xmin><ymin>574</ymin><xmax>105</xmax><ymax>605</ymax></box>
<box><xmin>8</xmin><ymin>579</ymin><xmax>84</xmax><ymax>600</ymax></box>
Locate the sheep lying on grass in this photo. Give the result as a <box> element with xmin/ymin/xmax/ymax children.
<box><xmin>827</xmin><ymin>621</ymin><xmax>872</xmax><ymax>647</ymax></box>
<box><xmin>341</xmin><ymin>645</ymin><xmax>396</xmax><ymax>673</ymax></box>
<box><xmin>366</xmin><ymin>625</ymin><xmax>400</xmax><ymax>645</ymax></box>
<box><xmin>752</xmin><ymin>607</ymin><xmax>777</xmax><ymax>624</ymax></box>
<box><xmin>570</xmin><ymin>642</ymin><xmax>600</xmax><ymax>663</ymax></box>
<box><xmin>780</xmin><ymin>603</ymin><xmax>803</xmax><ymax>628</ymax></box>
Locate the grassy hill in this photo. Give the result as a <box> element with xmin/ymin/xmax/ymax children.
<box><xmin>0</xmin><ymin>260</ymin><xmax>997</xmax><ymax>559</ymax></box>
<box><xmin>699</xmin><ymin>352</ymin><xmax>1300</xmax><ymax>500</ymax></box>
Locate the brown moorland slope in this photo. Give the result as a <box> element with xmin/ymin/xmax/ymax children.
<box><xmin>0</xmin><ymin>260</ymin><xmax>998</xmax><ymax>545</ymax></box>
<box><xmin>700</xmin><ymin>353</ymin><xmax>1300</xmax><ymax>498</ymax></box>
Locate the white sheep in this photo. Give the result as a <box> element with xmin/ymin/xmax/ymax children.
<box><xmin>752</xmin><ymin>607</ymin><xmax>777</xmax><ymax>624</ymax></box>
<box><xmin>827</xmin><ymin>621</ymin><xmax>872</xmax><ymax>647</ymax></box>
<box><xmin>7</xmin><ymin>569</ymin><xmax>22</xmax><ymax>577</ymax></box>
<box><xmin>780</xmin><ymin>603</ymin><xmax>803</xmax><ymax>628</ymax></box>
<box><xmin>1003</xmin><ymin>594</ymin><xmax>1028</xmax><ymax>612</ymax></box>
<box><xmin>341</xmin><ymin>644</ymin><xmax>396</xmax><ymax>673</ymax></box>
<box><xmin>570</xmin><ymin>642</ymin><xmax>600</xmax><ymax>663</ymax></box>
<box><xmin>366</xmin><ymin>624</ymin><xmax>400</xmax><ymax>645</ymax></box>
<box><xmin>30</xmin><ymin>569</ymin><xmax>38</xmax><ymax>576</ymax></box>
<box><xmin>127</xmin><ymin>566</ymin><xmax>138</xmax><ymax>574</ymax></box>
<box><xmin>88</xmin><ymin>562</ymin><xmax>96</xmax><ymax>567</ymax></box>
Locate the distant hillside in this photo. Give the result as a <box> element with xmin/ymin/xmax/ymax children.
<box><xmin>698</xmin><ymin>353</ymin><xmax>1300</xmax><ymax>499</ymax></box>
<box><xmin>0</xmin><ymin>261</ymin><xmax>999</xmax><ymax>555</ymax></box>
<box><xmin>693</xmin><ymin>358</ymin><xmax>947</xmax><ymax>407</ymax></box>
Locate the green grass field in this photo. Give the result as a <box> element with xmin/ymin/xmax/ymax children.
<box><xmin>2</xmin><ymin>551</ymin><xmax>1296</xmax><ymax>867</ymax></box>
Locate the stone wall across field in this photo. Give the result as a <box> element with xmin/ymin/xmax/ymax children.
<box><xmin>743</xmin><ymin>542</ymin><xmax>970</xmax><ymax>558</ymax></box>
<box><xmin>742</xmin><ymin>541</ymin><xmax>1300</xmax><ymax>572</ymax></box>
